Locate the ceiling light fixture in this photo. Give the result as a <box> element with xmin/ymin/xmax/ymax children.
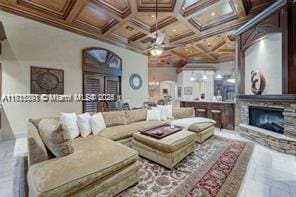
<box><xmin>172</xmin><ymin>29</ymin><xmax>177</xmax><ymax>32</ymax></box>
<box><xmin>150</xmin><ymin>0</ymin><xmax>163</xmax><ymax>57</ymax></box>
<box><xmin>150</xmin><ymin>46</ymin><xmax>164</xmax><ymax>57</ymax></box>
<box><xmin>190</xmin><ymin>72</ymin><xmax>195</xmax><ymax>81</ymax></box>
<box><xmin>227</xmin><ymin>70</ymin><xmax>236</xmax><ymax>83</ymax></box>
<box><xmin>216</xmin><ymin>74</ymin><xmax>223</xmax><ymax>79</ymax></box>
<box><xmin>211</xmin><ymin>12</ymin><xmax>216</xmax><ymax>16</ymax></box>
<box><xmin>202</xmin><ymin>71</ymin><xmax>208</xmax><ymax>80</ymax></box>
<box><xmin>151</xmin><ymin>15</ymin><xmax>155</xmax><ymax>18</ymax></box>
<box><xmin>216</xmin><ymin>62</ymin><xmax>223</xmax><ymax>80</ymax></box>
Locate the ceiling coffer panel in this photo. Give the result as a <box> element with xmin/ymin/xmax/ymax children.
<box><xmin>0</xmin><ymin>0</ymin><xmax>275</xmax><ymax>66</ymax></box>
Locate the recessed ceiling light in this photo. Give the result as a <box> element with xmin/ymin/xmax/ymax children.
<box><xmin>185</xmin><ymin>48</ymin><xmax>188</xmax><ymax>51</ymax></box>
<box><xmin>125</xmin><ymin>26</ymin><xmax>134</xmax><ymax>31</ymax></box>
<box><xmin>151</xmin><ymin>15</ymin><xmax>155</xmax><ymax>18</ymax></box>
<box><xmin>172</xmin><ymin>29</ymin><xmax>177</xmax><ymax>32</ymax></box>
<box><xmin>211</xmin><ymin>12</ymin><xmax>215</xmax><ymax>16</ymax></box>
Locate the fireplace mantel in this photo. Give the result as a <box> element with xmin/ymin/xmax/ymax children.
<box><xmin>237</xmin><ymin>94</ymin><xmax>296</xmax><ymax>102</ymax></box>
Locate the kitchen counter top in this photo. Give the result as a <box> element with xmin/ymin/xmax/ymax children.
<box><xmin>179</xmin><ymin>100</ymin><xmax>235</xmax><ymax>104</ymax></box>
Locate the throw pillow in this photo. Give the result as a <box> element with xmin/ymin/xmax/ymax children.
<box><xmin>60</xmin><ymin>112</ymin><xmax>80</xmax><ymax>139</ymax></box>
<box><xmin>146</xmin><ymin>109</ymin><xmax>161</xmax><ymax>121</ymax></box>
<box><xmin>152</xmin><ymin>107</ymin><xmax>167</xmax><ymax>120</ymax></box>
<box><xmin>157</xmin><ymin>105</ymin><xmax>173</xmax><ymax>119</ymax></box>
<box><xmin>90</xmin><ymin>113</ymin><xmax>106</xmax><ymax>135</ymax></box>
<box><xmin>77</xmin><ymin>113</ymin><xmax>91</xmax><ymax>137</ymax></box>
<box><xmin>38</xmin><ymin>119</ymin><xmax>74</xmax><ymax>157</ymax></box>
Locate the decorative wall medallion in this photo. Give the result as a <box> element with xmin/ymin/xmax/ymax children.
<box><xmin>184</xmin><ymin>87</ymin><xmax>192</xmax><ymax>95</ymax></box>
<box><xmin>31</xmin><ymin>66</ymin><xmax>64</xmax><ymax>94</ymax></box>
<box><xmin>250</xmin><ymin>70</ymin><xmax>266</xmax><ymax>95</ymax></box>
<box><xmin>129</xmin><ymin>73</ymin><xmax>142</xmax><ymax>90</ymax></box>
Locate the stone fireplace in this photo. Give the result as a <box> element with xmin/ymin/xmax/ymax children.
<box><xmin>249</xmin><ymin>106</ymin><xmax>284</xmax><ymax>134</ymax></box>
<box><xmin>234</xmin><ymin>1</ymin><xmax>296</xmax><ymax>155</ymax></box>
<box><xmin>239</xmin><ymin>99</ymin><xmax>296</xmax><ymax>155</ymax></box>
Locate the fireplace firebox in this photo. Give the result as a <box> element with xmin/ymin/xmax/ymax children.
<box><xmin>249</xmin><ymin>106</ymin><xmax>284</xmax><ymax>134</ymax></box>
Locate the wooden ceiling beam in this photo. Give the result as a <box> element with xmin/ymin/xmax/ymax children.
<box><xmin>100</xmin><ymin>0</ymin><xmax>139</xmax><ymax>36</ymax></box>
<box><xmin>65</xmin><ymin>0</ymin><xmax>88</xmax><ymax>24</ymax></box>
<box><xmin>0</xmin><ymin>0</ymin><xmax>263</xmax><ymax>65</ymax></box>
<box><xmin>211</xmin><ymin>40</ymin><xmax>226</xmax><ymax>52</ymax></box>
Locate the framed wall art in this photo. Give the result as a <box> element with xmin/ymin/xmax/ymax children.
<box><xmin>31</xmin><ymin>66</ymin><xmax>64</xmax><ymax>94</ymax></box>
<box><xmin>184</xmin><ymin>87</ymin><xmax>192</xmax><ymax>95</ymax></box>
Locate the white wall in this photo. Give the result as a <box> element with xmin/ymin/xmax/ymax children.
<box><xmin>177</xmin><ymin>70</ymin><xmax>215</xmax><ymax>101</ymax></box>
<box><xmin>148</xmin><ymin>67</ymin><xmax>178</xmax><ymax>103</ymax></box>
<box><xmin>245</xmin><ymin>33</ymin><xmax>282</xmax><ymax>95</ymax></box>
<box><xmin>185</xmin><ymin>61</ymin><xmax>234</xmax><ymax>76</ymax></box>
<box><xmin>0</xmin><ymin>11</ymin><xmax>148</xmax><ymax>138</ymax></box>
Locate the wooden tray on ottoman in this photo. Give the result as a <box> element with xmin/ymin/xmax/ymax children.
<box><xmin>139</xmin><ymin>123</ymin><xmax>183</xmax><ymax>139</ymax></box>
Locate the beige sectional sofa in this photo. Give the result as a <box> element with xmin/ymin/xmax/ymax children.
<box><xmin>27</xmin><ymin>107</ymin><xmax>214</xmax><ymax>196</ymax></box>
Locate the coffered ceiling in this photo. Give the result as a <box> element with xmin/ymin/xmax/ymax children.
<box><xmin>0</xmin><ymin>0</ymin><xmax>275</xmax><ymax>67</ymax></box>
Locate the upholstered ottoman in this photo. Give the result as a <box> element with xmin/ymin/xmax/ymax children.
<box><xmin>188</xmin><ymin>122</ymin><xmax>215</xmax><ymax>143</ymax></box>
<box><xmin>132</xmin><ymin>130</ymin><xmax>196</xmax><ymax>169</ymax></box>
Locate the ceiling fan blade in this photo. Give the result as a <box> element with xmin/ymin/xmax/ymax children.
<box><xmin>155</xmin><ymin>32</ymin><xmax>166</xmax><ymax>45</ymax></box>
<box><xmin>168</xmin><ymin>43</ymin><xmax>187</xmax><ymax>48</ymax></box>
<box><xmin>163</xmin><ymin>46</ymin><xmax>175</xmax><ymax>51</ymax></box>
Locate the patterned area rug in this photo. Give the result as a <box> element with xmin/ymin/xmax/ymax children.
<box><xmin>119</xmin><ymin>136</ymin><xmax>254</xmax><ymax>197</ymax></box>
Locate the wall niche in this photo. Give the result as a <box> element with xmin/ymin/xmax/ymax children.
<box><xmin>235</xmin><ymin>0</ymin><xmax>296</xmax><ymax>96</ymax></box>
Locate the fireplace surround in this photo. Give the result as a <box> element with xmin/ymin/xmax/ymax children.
<box><xmin>234</xmin><ymin>1</ymin><xmax>296</xmax><ymax>155</ymax></box>
<box><xmin>249</xmin><ymin>106</ymin><xmax>284</xmax><ymax>134</ymax></box>
<box><xmin>239</xmin><ymin>100</ymin><xmax>296</xmax><ymax>155</ymax></box>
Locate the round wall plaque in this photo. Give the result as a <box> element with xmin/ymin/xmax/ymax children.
<box><xmin>129</xmin><ymin>73</ymin><xmax>142</xmax><ymax>90</ymax></box>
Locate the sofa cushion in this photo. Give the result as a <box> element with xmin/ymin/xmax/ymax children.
<box><xmin>29</xmin><ymin>117</ymin><xmax>59</xmax><ymax>128</ymax></box>
<box><xmin>172</xmin><ymin>107</ymin><xmax>195</xmax><ymax>119</ymax></box>
<box><xmin>38</xmin><ymin>119</ymin><xmax>74</xmax><ymax>157</ymax></box>
<box><xmin>188</xmin><ymin>122</ymin><xmax>215</xmax><ymax>133</ymax></box>
<box><xmin>102</xmin><ymin>111</ymin><xmax>127</xmax><ymax>127</ymax></box>
<box><xmin>125</xmin><ymin>109</ymin><xmax>147</xmax><ymax>124</ymax></box>
<box><xmin>27</xmin><ymin>121</ymin><xmax>49</xmax><ymax>166</ymax></box>
<box><xmin>99</xmin><ymin>125</ymin><xmax>138</xmax><ymax>141</ymax></box>
<box><xmin>28</xmin><ymin>135</ymin><xmax>138</xmax><ymax>195</ymax></box>
<box><xmin>133</xmin><ymin>130</ymin><xmax>196</xmax><ymax>153</ymax></box>
<box><xmin>99</xmin><ymin>120</ymin><xmax>164</xmax><ymax>141</ymax></box>
<box><xmin>129</xmin><ymin>120</ymin><xmax>164</xmax><ymax>130</ymax></box>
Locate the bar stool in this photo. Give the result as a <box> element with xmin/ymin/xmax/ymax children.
<box><xmin>196</xmin><ymin>108</ymin><xmax>207</xmax><ymax>118</ymax></box>
<box><xmin>211</xmin><ymin>109</ymin><xmax>222</xmax><ymax>130</ymax></box>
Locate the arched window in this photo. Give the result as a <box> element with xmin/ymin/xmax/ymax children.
<box><xmin>82</xmin><ymin>48</ymin><xmax>122</xmax><ymax>112</ymax></box>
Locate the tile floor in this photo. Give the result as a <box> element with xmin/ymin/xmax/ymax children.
<box><xmin>0</xmin><ymin>130</ymin><xmax>295</xmax><ymax>197</ymax></box>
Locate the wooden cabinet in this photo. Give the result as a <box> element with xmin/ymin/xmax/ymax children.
<box><xmin>181</xmin><ymin>101</ymin><xmax>235</xmax><ymax>130</ymax></box>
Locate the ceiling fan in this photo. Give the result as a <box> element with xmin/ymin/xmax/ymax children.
<box><xmin>148</xmin><ymin>0</ymin><xmax>186</xmax><ymax>57</ymax></box>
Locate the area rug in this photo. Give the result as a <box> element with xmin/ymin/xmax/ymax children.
<box><xmin>118</xmin><ymin>136</ymin><xmax>254</xmax><ymax>197</ymax></box>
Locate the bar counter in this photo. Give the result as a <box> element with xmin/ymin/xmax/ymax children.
<box><xmin>180</xmin><ymin>100</ymin><xmax>235</xmax><ymax>130</ymax></box>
